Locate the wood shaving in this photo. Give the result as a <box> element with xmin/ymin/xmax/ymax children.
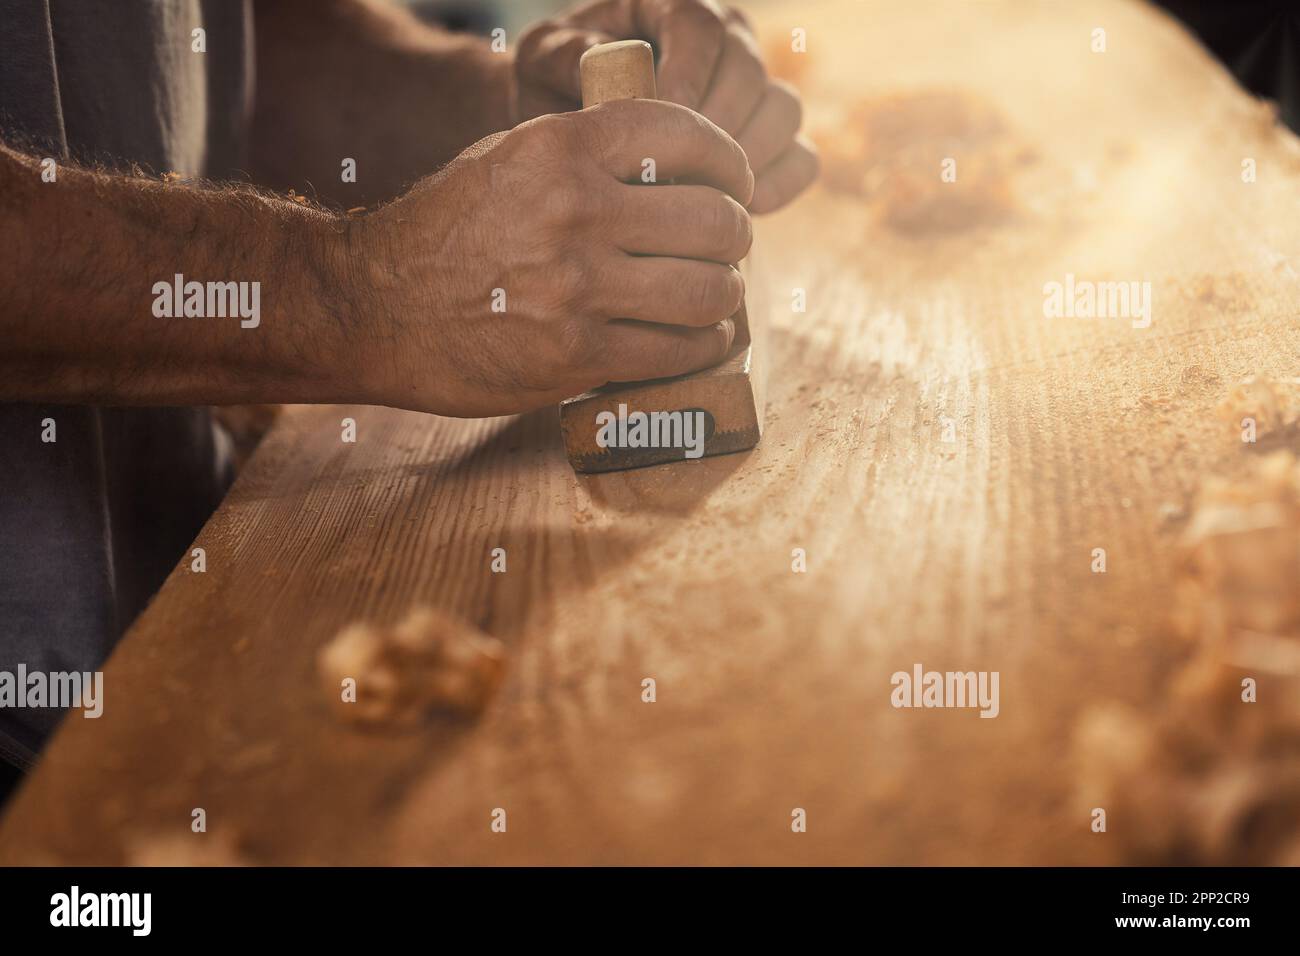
<box><xmin>127</xmin><ymin>830</ymin><xmax>249</xmax><ymax>867</ymax></box>
<box><xmin>1190</xmin><ymin>272</ymin><xmax>1251</xmax><ymax>310</ymax></box>
<box><xmin>1215</xmin><ymin>374</ymin><xmax>1300</xmax><ymax>436</ymax></box>
<box><xmin>813</xmin><ymin>91</ymin><xmax>1019</xmax><ymax>234</ymax></box>
<box><xmin>1174</xmin><ymin>450</ymin><xmax>1300</xmax><ymax>644</ymax></box>
<box><xmin>1076</xmin><ymin>452</ymin><xmax>1300</xmax><ymax>864</ymax></box>
<box><xmin>317</xmin><ymin>607</ymin><xmax>506</xmax><ymax>729</ymax></box>
<box><xmin>1075</xmin><ymin>651</ymin><xmax>1300</xmax><ymax>865</ymax></box>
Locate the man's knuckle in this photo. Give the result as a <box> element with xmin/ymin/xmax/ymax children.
<box><xmin>703</xmin><ymin>194</ymin><xmax>747</xmax><ymax>257</ymax></box>
<box><xmin>592</xmin><ymin>179</ymin><xmax>625</xmax><ymax>234</ymax></box>
<box><xmin>549</xmin><ymin>259</ymin><xmax>588</xmax><ymax>310</ymax></box>
<box><xmin>669</xmin><ymin>0</ymin><xmax>725</xmax><ymax>33</ymax></box>
<box><xmin>732</xmin><ymin>201</ymin><xmax>753</xmax><ymax>257</ymax></box>
<box><xmin>690</xmin><ymin>108</ymin><xmax>720</xmax><ymax>146</ymax></box>
<box><xmin>664</xmin><ymin>335</ymin><xmax>696</xmax><ymax>374</ymax></box>
<box><xmin>701</xmin><ymin>192</ymin><xmax>728</xmax><ymax>245</ymax></box>
<box><xmin>721</xmin><ymin>267</ymin><xmax>744</xmax><ymax>313</ymax></box>
<box><xmin>714</xmin><ymin>320</ymin><xmax>733</xmax><ymax>353</ymax></box>
<box><xmin>541</xmin><ymin>178</ymin><xmax>589</xmax><ymax>228</ymax></box>
<box><xmin>730</xmin><ymin>30</ymin><xmax>766</xmax><ymax>81</ymax></box>
<box><xmin>514</xmin><ymin>21</ymin><xmax>550</xmax><ymax>72</ymax></box>
<box><xmin>533</xmin><ymin>113</ymin><xmax>585</xmax><ymax>158</ymax></box>
<box><xmin>687</xmin><ymin>272</ymin><xmax>719</xmax><ymax>319</ymax></box>
<box><xmin>656</xmin><ymin>106</ymin><xmax>706</xmax><ymax>163</ymax></box>
<box><xmin>558</xmin><ymin>318</ymin><xmax>598</xmax><ymax>366</ymax></box>
<box><xmin>706</xmin><ymin>270</ymin><xmax>741</xmax><ymax>320</ymax></box>
<box><xmin>774</xmin><ymin>80</ymin><xmax>802</xmax><ymax>120</ymax></box>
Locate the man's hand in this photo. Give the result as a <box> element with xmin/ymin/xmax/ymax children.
<box><xmin>349</xmin><ymin>98</ymin><xmax>754</xmax><ymax>417</ymax></box>
<box><xmin>515</xmin><ymin>0</ymin><xmax>818</xmax><ymax>214</ymax></box>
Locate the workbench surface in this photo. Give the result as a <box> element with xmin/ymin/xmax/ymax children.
<box><xmin>4</xmin><ymin>0</ymin><xmax>1298</xmax><ymax>864</ymax></box>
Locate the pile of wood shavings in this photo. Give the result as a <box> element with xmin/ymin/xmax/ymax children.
<box><xmin>317</xmin><ymin>607</ymin><xmax>506</xmax><ymax>729</ymax></box>
<box><xmin>1075</xmin><ymin>451</ymin><xmax>1300</xmax><ymax>863</ymax></box>
<box><xmin>812</xmin><ymin>91</ymin><xmax>1022</xmax><ymax>235</ymax></box>
<box><xmin>1075</xmin><ymin>652</ymin><xmax>1300</xmax><ymax>865</ymax></box>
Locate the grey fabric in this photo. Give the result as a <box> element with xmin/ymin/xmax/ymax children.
<box><xmin>0</xmin><ymin>0</ymin><xmax>252</xmax><ymax>769</ymax></box>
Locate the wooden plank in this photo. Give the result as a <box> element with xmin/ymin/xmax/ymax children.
<box><xmin>3</xmin><ymin>0</ymin><xmax>1300</xmax><ymax>864</ymax></box>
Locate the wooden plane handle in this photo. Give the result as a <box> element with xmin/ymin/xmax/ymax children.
<box><xmin>581</xmin><ymin>39</ymin><xmax>657</xmax><ymax>108</ymax></box>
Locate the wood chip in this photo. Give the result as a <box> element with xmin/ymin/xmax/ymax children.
<box><xmin>1215</xmin><ymin>374</ymin><xmax>1294</xmax><ymax>434</ymax></box>
<box><xmin>127</xmin><ymin>829</ymin><xmax>249</xmax><ymax>866</ymax></box>
<box><xmin>317</xmin><ymin>607</ymin><xmax>506</xmax><ymax>729</ymax></box>
<box><xmin>1175</xmin><ymin>451</ymin><xmax>1300</xmax><ymax>643</ymax></box>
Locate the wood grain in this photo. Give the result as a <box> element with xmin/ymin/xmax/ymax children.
<box><xmin>3</xmin><ymin>0</ymin><xmax>1299</xmax><ymax>865</ymax></box>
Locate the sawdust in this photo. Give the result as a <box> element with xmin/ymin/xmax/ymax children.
<box><xmin>317</xmin><ymin>606</ymin><xmax>506</xmax><ymax>729</ymax></box>
<box><xmin>813</xmin><ymin>90</ymin><xmax>1020</xmax><ymax>234</ymax></box>
<box><xmin>1177</xmin><ymin>364</ymin><xmax>1220</xmax><ymax>390</ymax></box>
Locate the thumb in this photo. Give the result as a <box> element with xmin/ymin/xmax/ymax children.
<box><xmin>516</xmin><ymin>22</ymin><xmax>615</xmax><ymax>100</ymax></box>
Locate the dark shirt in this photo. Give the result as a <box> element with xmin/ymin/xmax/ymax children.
<box><xmin>0</xmin><ymin>0</ymin><xmax>251</xmax><ymax>769</ymax></box>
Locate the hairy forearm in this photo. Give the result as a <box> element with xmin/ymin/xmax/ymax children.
<box><xmin>0</xmin><ymin>144</ymin><xmax>358</xmax><ymax>406</ymax></box>
<box><xmin>250</xmin><ymin>0</ymin><xmax>513</xmax><ymax>206</ymax></box>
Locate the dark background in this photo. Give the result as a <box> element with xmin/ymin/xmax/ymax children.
<box><xmin>1154</xmin><ymin>0</ymin><xmax>1300</xmax><ymax>132</ymax></box>
<box><xmin>415</xmin><ymin>0</ymin><xmax>1300</xmax><ymax>134</ymax></box>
